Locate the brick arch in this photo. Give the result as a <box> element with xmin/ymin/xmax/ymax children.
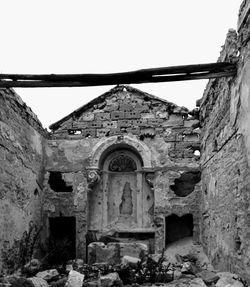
<box><xmin>89</xmin><ymin>135</ymin><xmax>152</xmax><ymax>169</ymax></box>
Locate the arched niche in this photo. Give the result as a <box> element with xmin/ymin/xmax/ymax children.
<box><xmin>87</xmin><ymin>138</ymin><xmax>154</xmax><ymax>234</ymax></box>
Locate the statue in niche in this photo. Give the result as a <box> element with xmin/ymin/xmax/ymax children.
<box><xmin>119</xmin><ymin>182</ymin><xmax>133</xmax><ymax>215</ymax></box>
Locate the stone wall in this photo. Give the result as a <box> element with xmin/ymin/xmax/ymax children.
<box><xmin>44</xmin><ymin>85</ymin><xmax>201</xmax><ymax>260</ymax></box>
<box><xmin>0</xmin><ymin>88</ymin><xmax>45</xmax><ymax>273</ymax></box>
<box><xmin>200</xmin><ymin>2</ymin><xmax>250</xmax><ymax>281</ymax></box>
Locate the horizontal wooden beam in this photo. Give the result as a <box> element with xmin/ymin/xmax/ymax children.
<box><xmin>0</xmin><ymin>62</ymin><xmax>236</xmax><ymax>88</ymax></box>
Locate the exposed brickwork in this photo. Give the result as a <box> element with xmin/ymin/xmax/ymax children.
<box><xmin>50</xmin><ymin>86</ymin><xmax>200</xmax><ymax>161</ymax></box>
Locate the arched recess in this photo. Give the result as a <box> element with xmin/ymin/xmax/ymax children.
<box><xmin>87</xmin><ymin>136</ymin><xmax>154</xmax><ymax>235</ymax></box>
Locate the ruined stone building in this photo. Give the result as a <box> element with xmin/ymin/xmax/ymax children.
<box><xmin>1</xmin><ymin>0</ymin><xmax>250</xmax><ymax>283</ymax></box>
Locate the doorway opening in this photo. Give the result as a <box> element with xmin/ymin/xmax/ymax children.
<box><xmin>165</xmin><ymin>214</ymin><xmax>193</xmax><ymax>246</ymax></box>
<box><xmin>48</xmin><ymin>216</ymin><xmax>76</xmax><ymax>264</ymax></box>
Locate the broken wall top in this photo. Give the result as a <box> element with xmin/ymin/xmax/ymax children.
<box><xmin>0</xmin><ymin>88</ymin><xmax>46</xmax><ymax>135</ymax></box>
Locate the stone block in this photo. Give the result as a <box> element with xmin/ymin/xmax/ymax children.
<box><xmin>88</xmin><ymin>242</ymin><xmax>120</xmax><ymax>265</ymax></box>
<box><xmin>215</xmin><ymin>272</ymin><xmax>243</xmax><ymax>287</ymax></box>
<box><xmin>28</xmin><ymin>277</ymin><xmax>49</xmax><ymax>287</ymax></box>
<box><xmin>155</xmin><ymin>127</ymin><xmax>164</xmax><ymax>134</ymax></box>
<box><xmin>163</xmin><ymin>114</ymin><xmax>184</xmax><ymax>127</ymax></box>
<box><xmin>80</xmin><ymin>112</ymin><xmax>95</xmax><ymax>121</ymax></box>
<box><xmin>136</xmin><ymin>103</ymin><xmax>149</xmax><ymax>111</ymax></box>
<box><xmin>95</xmin><ymin>113</ymin><xmax>111</xmax><ymax>121</ymax></box>
<box><xmin>104</xmin><ymin>103</ymin><xmax>119</xmax><ymax>111</ymax></box>
<box><xmin>189</xmin><ymin>278</ymin><xmax>207</xmax><ymax>287</ymax></box>
<box><xmin>156</xmin><ymin>111</ymin><xmax>169</xmax><ymax>119</ymax></box>
<box><xmin>117</xmin><ymin>120</ymin><xmax>133</xmax><ymax>127</ymax></box>
<box><xmin>119</xmin><ymin>104</ymin><xmax>134</xmax><ymax>111</ymax></box>
<box><xmin>103</xmin><ymin>121</ymin><xmax>117</xmax><ymax>129</ymax></box>
<box><xmin>118</xmin><ymin>242</ymin><xmax>148</xmax><ymax>258</ymax></box>
<box><xmin>109</xmin><ymin>128</ymin><xmax>121</xmax><ymax>136</ymax></box>
<box><xmin>100</xmin><ymin>273</ymin><xmax>121</xmax><ymax>287</ymax></box>
<box><xmin>183</xmin><ymin>134</ymin><xmax>199</xmax><ymax>142</ymax></box>
<box><xmin>124</xmin><ymin>111</ymin><xmax>140</xmax><ymax>119</ymax></box>
<box><xmin>74</xmin><ymin>122</ymin><xmax>88</xmax><ymax>129</ymax></box>
<box><xmin>184</xmin><ymin>119</ymin><xmax>199</xmax><ymax>128</ymax></box>
<box><xmin>121</xmin><ymin>255</ymin><xmax>141</xmax><ymax>267</ymax></box>
<box><xmin>87</xmin><ymin>121</ymin><xmax>102</xmax><ymax>128</ymax></box>
<box><xmin>110</xmin><ymin>111</ymin><xmax>125</xmax><ymax>120</ymax></box>
<box><xmin>197</xmin><ymin>270</ymin><xmax>219</xmax><ymax>285</ymax></box>
<box><xmin>65</xmin><ymin>270</ymin><xmax>84</xmax><ymax>287</ymax></box>
<box><xmin>127</xmin><ymin>127</ymin><xmax>140</xmax><ymax>135</ymax></box>
<box><xmin>82</xmin><ymin>129</ymin><xmax>96</xmax><ymax>137</ymax></box>
<box><xmin>36</xmin><ymin>269</ymin><xmax>59</xmax><ymax>282</ymax></box>
<box><xmin>141</xmin><ymin>113</ymin><xmax>155</xmax><ymax>119</ymax></box>
<box><xmin>133</xmin><ymin>119</ymin><xmax>148</xmax><ymax>127</ymax></box>
<box><xmin>147</xmin><ymin>118</ymin><xmax>164</xmax><ymax>126</ymax></box>
<box><xmin>96</xmin><ymin>129</ymin><xmax>109</xmax><ymax>137</ymax></box>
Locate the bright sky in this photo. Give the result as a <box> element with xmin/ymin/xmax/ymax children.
<box><xmin>0</xmin><ymin>0</ymin><xmax>242</xmax><ymax>129</ymax></box>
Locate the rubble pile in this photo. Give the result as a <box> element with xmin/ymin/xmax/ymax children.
<box><xmin>0</xmin><ymin>250</ymin><xmax>247</xmax><ymax>287</ymax></box>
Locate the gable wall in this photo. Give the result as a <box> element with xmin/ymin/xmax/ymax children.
<box><xmin>44</xmin><ymin>86</ymin><xmax>201</xmax><ymax>258</ymax></box>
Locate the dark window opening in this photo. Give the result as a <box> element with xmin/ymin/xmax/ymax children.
<box><xmin>165</xmin><ymin>214</ymin><xmax>193</xmax><ymax>246</ymax></box>
<box><xmin>170</xmin><ymin>171</ymin><xmax>201</xmax><ymax>197</ymax></box>
<box><xmin>48</xmin><ymin>217</ymin><xmax>76</xmax><ymax>265</ymax></box>
<box><xmin>48</xmin><ymin>172</ymin><xmax>73</xmax><ymax>192</ymax></box>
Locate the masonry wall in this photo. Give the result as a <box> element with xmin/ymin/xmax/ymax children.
<box><xmin>44</xmin><ymin>86</ymin><xmax>201</xmax><ymax>260</ymax></box>
<box><xmin>200</xmin><ymin>2</ymin><xmax>250</xmax><ymax>281</ymax></box>
<box><xmin>0</xmin><ymin>88</ymin><xmax>45</xmax><ymax>273</ymax></box>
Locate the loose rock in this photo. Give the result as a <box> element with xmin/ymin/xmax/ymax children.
<box><xmin>36</xmin><ymin>269</ymin><xmax>59</xmax><ymax>282</ymax></box>
<box><xmin>215</xmin><ymin>272</ymin><xmax>245</xmax><ymax>287</ymax></box>
<box><xmin>100</xmin><ymin>272</ymin><xmax>121</xmax><ymax>287</ymax></box>
<box><xmin>28</xmin><ymin>277</ymin><xmax>49</xmax><ymax>287</ymax></box>
<box><xmin>65</xmin><ymin>270</ymin><xmax>85</xmax><ymax>287</ymax></box>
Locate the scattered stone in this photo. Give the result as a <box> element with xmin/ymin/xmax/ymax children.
<box><xmin>82</xmin><ymin>280</ymin><xmax>99</xmax><ymax>287</ymax></box>
<box><xmin>66</xmin><ymin>265</ymin><xmax>73</xmax><ymax>272</ymax></box>
<box><xmin>24</xmin><ymin>259</ymin><xmax>41</xmax><ymax>276</ymax></box>
<box><xmin>173</xmin><ymin>270</ymin><xmax>182</xmax><ymax>280</ymax></box>
<box><xmin>36</xmin><ymin>269</ymin><xmax>59</xmax><ymax>282</ymax></box>
<box><xmin>50</xmin><ymin>277</ymin><xmax>68</xmax><ymax>287</ymax></box>
<box><xmin>181</xmin><ymin>262</ymin><xmax>198</xmax><ymax>275</ymax></box>
<box><xmin>88</xmin><ymin>242</ymin><xmax>120</xmax><ymax>265</ymax></box>
<box><xmin>197</xmin><ymin>270</ymin><xmax>219</xmax><ymax>284</ymax></box>
<box><xmin>65</xmin><ymin>270</ymin><xmax>85</xmax><ymax>287</ymax></box>
<box><xmin>121</xmin><ymin>255</ymin><xmax>141</xmax><ymax>267</ymax></box>
<box><xmin>6</xmin><ymin>277</ymin><xmax>35</xmax><ymax>287</ymax></box>
<box><xmin>100</xmin><ymin>272</ymin><xmax>121</xmax><ymax>287</ymax></box>
<box><xmin>119</xmin><ymin>242</ymin><xmax>148</xmax><ymax>258</ymax></box>
<box><xmin>28</xmin><ymin>277</ymin><xmax>49</xmax><ymax>287</ymax></box>
<box><xmin>175</xmin><ymin>254</ymin><xmax>183</xmax><ymax>263</ymax></box>
<box><xmin>73</xmin><ymin>259</ymin><xmax>84</xmax><ymax>269</ymax></box>
<box><xmin>215</xmin><ymin>272</ymin><xmax>245</xmax><ymax>287</ymax></box>
<box><xmin>189</xmin><ymin>278</ymin><xmax>207</xmax><ymax>287</ymax></box>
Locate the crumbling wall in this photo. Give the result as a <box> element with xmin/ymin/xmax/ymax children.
<box><xmin>200</xmin><ymin>3</ymin><xmax>250</xmax><ymax>281</ymax></box>
<box><xmin>0</xmin><ymin>88</ymin><xmax>46</xmax><ymax>273</ymax></box>
<box><xmin>45</xmin><ymin>85</ymin><xmax>201</xmax><ymax>259</ymax></box>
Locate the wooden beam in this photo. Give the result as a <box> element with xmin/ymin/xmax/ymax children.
<box><xmin>0</xmin><ymin>62</ymin><xmax>236</xmax><ymax>88</ymax></box>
